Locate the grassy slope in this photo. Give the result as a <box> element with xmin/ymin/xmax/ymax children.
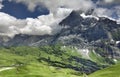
<box><xmin>0</xmin><ymin>46</ymin><xmax>83</xmax><ymax>77</ymax></box>
<box><xmin>0</xmin><ymin>46</ymin><xmax>118</xmax><ymax>77</ymax></box>
<box><xmin>89</xmin><ymin>50</ymin><xmax>107</xmax><ymax>65</ymax></box>
<box><xmin>0</xmin><ymin>62</ymin><xmax>81</xmax><ymax>77</ymax></box>
<box><xmin>89</xmin><ymin>63</ymin><xmax>120</xmax><ymax>77</ymax></box>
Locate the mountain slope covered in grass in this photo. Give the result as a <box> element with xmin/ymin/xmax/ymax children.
<box><xmin>0</xmin><ymin>45</ymin><xmax>116</xmax><ymax>77</ymax></box>
<box><xmin>89</xmin><ymin>63</ymin><xmax>120</xmax><ymax>77</ymax></box>
<box><xmin>0</xmin><ymin>46</ymin><xmax>82</xmax><ymax>77</ymax></box>
<box><xmin>0</xmin><ymin>62</ymin><xmax>81</xmax><ymax>77</ymax></box>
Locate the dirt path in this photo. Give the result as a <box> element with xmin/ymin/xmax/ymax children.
<box><xmin>0</xmin><ymin>67</ymin><xmax>14</xmax><ymax>72</ymax></box>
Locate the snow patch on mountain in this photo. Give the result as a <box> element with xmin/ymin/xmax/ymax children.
<box><xmin>117</xmin><ymin>19</ymin><xmax>120</xmax><ymax>24</ymax></box>
<box><xmin>77</xmin><ymin>49</ymin><xmax>90</xmax><ymax>59</ymax></box>
<box><xmin>80</xmin><ymin>13</ymin><xmax>99</xmax><ymax>20</ymax></box>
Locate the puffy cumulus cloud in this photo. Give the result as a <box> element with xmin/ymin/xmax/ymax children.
<box><xmin>104</xmin><ymin>0</ymin><xmax>120</xmax><ymax>4</ymax></box>
<box><xmin>0</xmin><ymin>8</ymin><xmax>72</xmax><ymax>37</ymax></box>
<box><xmin>93</xmin><ymin>8</ymin><xmax>113</xmax><ymax>17</ymax></box>
<box><xmin>114</xmin><ymin>6</ymin><xmax>120</xmax><ymax>18</ymax></box>
<box><xmin>9</xmin><ymin>0</ymin><xmax>95</xmax><ymax>12</ymax></box>
<box><xmin>93</xmin><ymin>7</ymin><xmax>120</xmax><ymax>23</ymax></box>
<box><xmin>20</xmin><ymin>8</ymin><xmax>72</xmax><ymax>35</ymax></box>
<box><xmin>91</xmin><ymin>0</ymin><xmax>120</xmax><ymax>20</ymax></box>
<box><xmin>117</xmin><ymin>19</ymin><xmax>120</xmax><ymax>24</ymax></box>
<box><xmin>97</xmin><ymin>0</ymin><xmax>120</xmax><ymax>6</ymax></box>
<box><xmin>9</xmin><ymin>0</ymin><xmax>41</xmax><ymax>12</ymax></box>
<box><xmin>9</xmin><ymin>0</ymin><xmax>120</xmax><ymax>20</ymax></box>
<box><xmin>0</xmin><ymin>0</ymin><xmax>3</xmax><ymax>9</ymax></box>
<box><xmin>114</xmin><ymin>6</ymin><xmax>120</xmax><ymax>24</ymax></box>
<box><xmin>0</xmin><ymin>12</ymin><xmax>18</xmax><ymax>37</ymax></box>
<box><xmin>1</xmin><ymin>0</ymin><xmax>120</xmax><ymax>38</ymax></box>
<box><xmin>104</xmin><ymin>0</ymin><xmax>114</xmax><ymax>3</ymax></box>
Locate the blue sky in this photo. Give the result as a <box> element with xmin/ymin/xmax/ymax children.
<box><xmin>0</xmin><ymin>0</ymin><xmax>49</xmax><ymax>19</ymax></box>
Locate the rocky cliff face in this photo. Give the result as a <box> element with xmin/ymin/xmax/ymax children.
<box><xmin>1</xmin><ymin>11</ymin><xmax>120</xmax><ymax>58</ymax></box>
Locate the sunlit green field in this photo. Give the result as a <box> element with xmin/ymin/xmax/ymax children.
<box><xmin>0</xmin><ymin>62</ymin><xmax>81</xmax><ymax>77</ymax></box>
<box><xmin>0</xmin><ymin>46</ymin><xmax>83</xmax><ymax>77</ymax></box>
<box><xmin>0</xmin><ymin>46</ymin><xmax>119</xmax><ymax>77</ymax></box>
<box><xmin>89</xmin><ymin>63</ymin><xmax>120</xmax><ymax>77</ymax></box>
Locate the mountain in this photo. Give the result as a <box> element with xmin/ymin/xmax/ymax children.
<box><xmin>2</xmin><ymin>11</ymin><xmax>120</xmax><ymax>45</ymax></box>
<box><xmin>0</xmin><ymin>10</ymin><xmax>120</xmax><ymax>77</ymax></box>
<box><xmin>1</xmin><ymin>10</ymin><xmax>120</xmax><ymax>58</ymax></box>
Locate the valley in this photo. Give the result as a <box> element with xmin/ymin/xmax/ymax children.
<box><xmin>0</xmin><ymin>2</ymin><xmax>120</xmax><ymax>76</ymax></box>
<box><xmin>0</xmin><ymin>46</ymin><xmax>119</xmax><ymax>77</ymax></box>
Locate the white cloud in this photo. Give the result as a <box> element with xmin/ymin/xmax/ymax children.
<box><xmin>97</xmin><ymin>0</ymin><xmax>120</xmax><ymax>5</ymax></box>
<box><xmin>9</xmin><ymin>0</ymin><xmax>120</xmax><ymax>20</ymax></box>
<box><xmin>0</xmin><ymin>8</ymin><xmax>72</xmax><ymax>37</ymax></box>
<box><xmin>0</xmin><ymin>0</ymin><xmax>3</xmax><ymax>9</ymax></box>
<box><xmin>114</xmin><ymin>6</ymin><xmax>120</xmax><ymax>24</ymax></box>
<box><xmin>117</xmin><ymin>19</ymin><xmax>120</xmax><ymax>24</ymax></box>
<box><xmin>0</xmin><ymin>0</ymin><xmax>120</xmax><ymax>38</ymax></box>
<box><xmin>0</xmin><ymin>12</ymin><xmax>18</xmax><ymax>37</ymax></box>
<box><xmin>93</xmin><ymin>8</ymin><xmax>113</xmax><ymax>17</ymax></box>
<box><xmin>95</xmin><ymin>0</ymin><xmax>120</xmax><ymax>20</ymax></box>
<box><xmin>9</xmin><ymin>0</ymin><xmax>95</xmax><ymax>12</ymax></box>
<box><xmin>104</xmin><ymin>0</ymin><xmax>113</xmax><ymax>3</ymax></box>
<box><xmin>105</xmin><ymin>0</ymin><xmax>120</xmax><ymax>4</ymax></box>
<box><xmin>20</xmin><ymin>8</ymin><xmax>72</xmax><ymax>35</ymax></box>
<box><xmin>114</xmin><ymin>6</ymin><xmax>120</xmax><ymax>18</ymax></box>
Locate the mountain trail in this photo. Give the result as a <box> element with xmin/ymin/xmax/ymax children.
<box><xmin>0</xmin><ymin>67</ymin><xmax>14</xmax><ymax>72</ymax></box>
